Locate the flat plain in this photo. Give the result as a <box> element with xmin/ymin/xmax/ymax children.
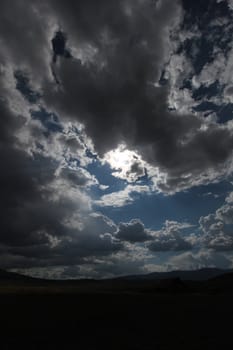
<box><xmin>1</xmin><ymin>271</ymin><xmax>233</xmax><ymax>349</ymax></box>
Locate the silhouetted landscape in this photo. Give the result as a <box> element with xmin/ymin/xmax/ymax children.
<box><xmin>1</xmin><ymin>268</ymin><xmax>233</xmax><ymax>349</ymax></box>
<box><xmin>2</xmin><ymin>1</ymin><xmax>233</xmax><ymax>349</ymax></box>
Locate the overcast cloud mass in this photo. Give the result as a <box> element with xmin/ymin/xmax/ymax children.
<box><xmin>1</xmin><ymin>0</ymin><xmax>233</xmax><ymax>278</ymax></box>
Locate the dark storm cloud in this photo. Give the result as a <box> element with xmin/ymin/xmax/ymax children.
<box><xmin>116</xmin><ymin>219</ymin><xmax>152</xmax><ymax>242</ymax></box>
<box><xmin>0</xmin><ymin>90</ymin><xmax>74</xmax><ymax>251</ymax></box>
<box><xmin>1</xmin><ymin>0</ymin><xmax>232</xmax><ymax>193</ymax></box>
<box><xmin>42</xmin><ymin>0</ymin><xmax>182</xmax><ymax>154</ymax></box>
<box><xmin>5</xmin><ymin>226</ymin><xmax>122</xmax><ymax>269</ymax></box>
<box><xmin>1</xmin><ymin>0</ymin><xmax>233</xmax><ymax>275</ymax></box>
<box><xmin>37</xmin><ymin>0</ymin><xmax>233</xmax><ymax>192</ymax></box>
<box><xmin>15</xmin><ymin>71</ymin><xmax>41</xmax><ymax>103</ymax></box>
<box><xmin>0</xmin><ymin>102</ymin><xmax>55</xmax><ymax>247</ymax></box>
<box><xmin>0</xmin><ymin>0</ymin><xmax>52</xmax><ymax>81</ymax></box>
<box><xmin>0</xmin><ymin>92</ymin><xmax>167</xmax><ymax>270</ymax></box>
<box><xmin>115</xmin><ymin>219</ymin><xmax>193</xmax><ymax>251</ymax></box>
<box><xmin>52</xmin><ymin>30</ymin><xmax>72</xmax><ymax>63</ymax></box>
<box><xmin>0</xmin><ymin>81</ymin><xmax>121</xmax><ymax>269</ymax></box>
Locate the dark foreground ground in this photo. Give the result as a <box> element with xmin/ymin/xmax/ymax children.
<box><xmin>1</xmin><ymin>291</ymin><xmax>233</xmax><ymax>349</ymax></box>
<box><xmin>1</xmin><ymin>269</ymin><xmax>233</xmax><ymax>349</ymax></box>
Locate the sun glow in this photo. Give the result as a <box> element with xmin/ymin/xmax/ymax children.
<box><xmin>103</xmin><ymin>144</ymin><xmax>146</xmax><ymax>182</ymax></box>
<box><xmin>107</xmin><ymin>145</ymin><xmax>136</xmax><ymax>169</ymax></box>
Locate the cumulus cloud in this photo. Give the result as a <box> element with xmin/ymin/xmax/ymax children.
<box><xmin>168</xmin><ymin>250</ymin><xmax>233</xmax><ymax>271</ymax></box>
<box><xmin>147</xmin><ymin>221</ymin><xmax>193</xmax><ymax>252</ymax></box>
<box><xmin>199</xmin><ymin>191</ymin><xmax>233</xmax><ymax>251</ymax></box>
<box><xmin>115</xmin><ymin>219</ymin><xmax>152</xmax><ymax>242</ymax></box>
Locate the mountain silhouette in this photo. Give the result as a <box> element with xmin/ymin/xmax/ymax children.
<box><xmin>116</xmin><ymin>268</ymin><xmax>232</xmax><ymax>281</ymax></box>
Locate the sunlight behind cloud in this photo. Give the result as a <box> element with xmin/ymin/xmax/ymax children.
<box><xmin>103</xmin><ymin>144</ymin><xmax>146</xmax><ymax>182</ymax></box>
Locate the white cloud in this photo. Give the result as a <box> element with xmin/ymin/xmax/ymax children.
<box><xmin>168</xmin><ymin>249</ymin><xmax>233</xmax><ymax>270</ymax></box>
<box><xmin>95</xmin><ymin>184</ymin><xmax>150</xmax><ymax>208</ymax></box>
<box><xmin>199</xmin><ymin>191</ymin><xmax>233</xmax><ymax>251</ymax></box>
<box><xmin>166</xmin><ymin>53</ymin><xmax>195</xmax><ymax>113</ymax></box>
<box><xmin>147</xmin><ymin>220</ymin><xmax>194</xmax><ymax>252</ymax></box>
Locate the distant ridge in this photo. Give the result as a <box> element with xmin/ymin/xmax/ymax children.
<box><xmin>0</xmin><ymin>267</ymin><xmax>232</xmax><ymax>284</ymax></box>
<box><xmin>116</xmin><ymin>268</ymin><xmax>233</xmax><ymax>281</ymax></box>
<box><xmin>0</xmin><ymin>269</ymin><xmax>37</xmax><ymax>282</ymax></box>
<box><xmin>206</xmin><ymin>271</ymin><xmax>233</xmax><ymax>290</ymax></box>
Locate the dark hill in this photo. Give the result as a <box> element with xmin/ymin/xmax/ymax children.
<box><xmin>0</xmin><ymin>267</ymin><xmax>231</xmax><ymax>284</ymax></box>
<box><xmin>0</xmin><ymin>269</ymin><xmax>32</xmax><ymax>281</ymax></box>
<box><xmin>116</xmin><ymin>268</ymin><xmax>232</xmax><ymax>281</ymax></box>
<box><xmin>0</xmin><ymin>268</ymin><xmax>232</xmax><ymax>295</ymax></box>
<box><xmin>204</xmin><ymin>271</ymin><xmax>233</xmax><ymax>293</ymax></box>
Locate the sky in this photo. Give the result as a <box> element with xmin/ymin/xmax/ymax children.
<box><xmin>1</xmin><ymin>0</ymin><xmax>233</xmax><ymax>279</ymax></box>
